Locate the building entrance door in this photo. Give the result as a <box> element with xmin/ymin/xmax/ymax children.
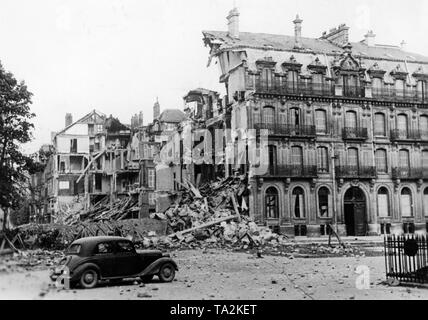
<box><xmin>344</xmin><ymin>187</ymin><xmax>367</xmax><ymax>236</ymax></box>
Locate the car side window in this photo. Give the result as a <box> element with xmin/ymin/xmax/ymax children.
<box><xmin>116</xmin><ymin>241</ymin><xmax>135</xmax><ymax>254</ymax></box>
<box><xmin>96</xmin><ymin>242</ymin><xmax>114</xmax><ymax>254</ymax></box>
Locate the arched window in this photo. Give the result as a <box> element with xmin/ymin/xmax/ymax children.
<box><xmin>420</xmin><ymin>115</ymin><xmax>428</xmax><ymax>139</ymax></box>
<box><xmin>400</xmin><ymin>188</ymin><xmax>413</xmax><ymax>217</ymax></box>
<box><xmin>315</xmin><ymin>109</ymin><xmax>327</xmax><ymax>134</ymax></box>
<box><xmin>265</xmin><ymin>187</ymin><xmax>279</xmax><ymax>219</ymax></box>
<box><xmin>377</xmin><ymin>187</ymin><xmax>390</xmax><ymax>217</ymax></box>
<box><xmin>317</xmin><ymin>146</ymin><xmax>329</xmax><ymax>172</ymax></box>
<box><xmin>424</xmin><ymin>188</ymin><xmax>428</xmax><ymax>217</ymax></box>
<box><xmin>375</xmin><ymin>149</ymin><xmax>387</xmax><ymax>173</ymax></box>
<box><xmin>263</xmin><ymin>106</ymin><xmax>275</xmax><ymax>125</ymax></box>
<box><xmin>318</xmin><ymin>187</ymin><xmax>330</xmax><ymax>217</ymax></box>
<box><xmin>397</xmin><ymin>114</ymin><xmax>408</xmax><ymax>137</ymax></box>
<box><xmin>374</xmin><ymin>113</ymin><xmax>386</xmax><ymax>136</ymax></box>
<box><xmin>345</xmin><ymin>110</ymin><xmax>357</xmax><ymax>128</ymax></box>
<box><xmin>292</xmin><ymin>187</ymin><xmax>305</xmax><ymax>218</ymax></box>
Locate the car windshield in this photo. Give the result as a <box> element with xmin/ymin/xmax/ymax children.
<box><xmin>67</xmin><ymin>244</ymin><xmax>81</xmax><ymax>255</ymax></box>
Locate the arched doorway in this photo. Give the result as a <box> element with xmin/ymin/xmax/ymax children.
<box><xmin>344</xmin><ymin>187</ymin><xmax>367</xmax><ymax>236</ymax></box>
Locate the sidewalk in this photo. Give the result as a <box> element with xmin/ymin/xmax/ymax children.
<box><xmin>291</xmin><ymin>236</ymin><xmax>384</xmax><ymax>246</ymax></box>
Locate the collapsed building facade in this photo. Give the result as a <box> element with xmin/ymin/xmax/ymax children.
<box><xmin>201</xmin><ymin>8</ymin><xmax>428</xmax><ymax>237</ymax></box>
<box><xmin>159</xmin><ymin>88</ymin><xmax>225</xmax><ymax>189</ymax></box>
<box><xmin>39</xmin><ymin>110</ymin><xmax>140</xmax><ymax>222</ymax></box>
<box><xmin>129</xmin><ymin>100</ymin><xmax>187</xmax><ymax>215</ymax></box>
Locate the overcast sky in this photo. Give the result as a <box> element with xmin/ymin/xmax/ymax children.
<box><xmin>1</xmin><ymin>0</ymin><xmax>428</xmax><ymax>153</ymax></box>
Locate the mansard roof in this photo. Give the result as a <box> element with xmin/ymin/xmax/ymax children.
<box><xmin>202</xmin><ymin>31</ymin><xmax>428</xmax><ymax>63</ymax></box>
<box><xmin>203</xmin><ymin>31</ymin><xmax>428</xmax><ymax>84</ymax></box>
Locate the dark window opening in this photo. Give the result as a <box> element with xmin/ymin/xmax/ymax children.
<box><xmin>380</xmin><ymin>223</ymin><xmax>391</xmax><ymax>235</ymax></box>
<box><xmin>70</xmin><ymin>139</ymin><xmax>77</xmax><ymax>153</ymax></box>
<box><xmin>294</xmin><ymin>224</ymin><xmax>307</xmax><ymax>236</ymax></box>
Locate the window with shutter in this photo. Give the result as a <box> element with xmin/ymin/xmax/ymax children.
<box><xmin>399</xmin><ymin>149</ymin><xmax>410</xmax><ymax>170</ymax></box>
<box><xmin>315</xmin><ymin>110</ymin><xmax>327</xmax><ymax>134</ymax></box>
<box><xmin>292</xmin><ymin>187</ymin><xmax>305</xmax><ymax>218</ymax></box>
<box><xmin>424</xmin><ymin>188</ymin><xmax>428</xmax><ymax>217</ymax></box>
<box><xmin>400</xmin><ymin>188</ymin><xmax>413</xmax><ymax>217</ymax></box>
<box><xmin>347</xmin><ymin>148</ymin><xmax>358</xmax><ymax>167</ymax></box>
<box><xmin>375</xmin><ymin>149</ymin><xmax>387</xmax><ymax>173</ymax></box>
<box><xmin>420</xmin><ymin>115</ymin><xmax>428</xmax><ymax>139</ymax></box>
<box><xmin>374</xmin><ymin>113</ymin><xmax>386</xmax><ymax>136</ymax></box>
<box><xmin>291</xmin><ymin>146</ymin><xmax>303</xmax><ymax>166</ymax></box>
<box><xmin>377</xmin><ymin>187</ymin><xmax>390</xmax><ymax>217</ymax></box>
<box><xmin>263</xmin><ymin>106</ymin><xmax>275</xmax><ymax>125</ymax></box>
<box><xmin>317</xmin><ymin>147</ymin><xmax>329</xmax><ymax>172</ymax></box>
<box><xmin>397</xmin><ymin>114</ymin><xmax>408</xmax><ymax>137</ymax></box>
<box><xmin>345</xmin><ymin>111</ymin><xmax>357</xmax><ymax>128</ymax></box>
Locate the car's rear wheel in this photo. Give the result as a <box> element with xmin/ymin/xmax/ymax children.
<box><xmin>80</xmin><ymin>269</ymin><xmax>99</xmax><ymax>289</ymax></box>
<box><xmin>140</xmin><ymin>275</ymin><xmax>154</xmax><ymax>283</ymax></box>
<box><xmin>158</xmin><ymin>263</ymin><xmax>175</xmax><ymax>282</ymax></box>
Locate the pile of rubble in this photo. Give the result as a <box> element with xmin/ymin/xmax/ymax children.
<box><xmin>63</xmin><ymin>195</ymin><xmax>140</xmax><ymax>226</ymax></box>
<box><xmin>145</xmin><ymin>176</ymin><xmax>287</xmax><ymax>249</ymax></box>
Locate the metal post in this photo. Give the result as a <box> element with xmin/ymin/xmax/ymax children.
<box><xmin>331</xmin><ymin>142</ymin><xmax>338</xmax><ymax>235</ymax></box>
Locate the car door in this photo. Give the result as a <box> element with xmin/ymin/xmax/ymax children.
<box><xmin>93</xmin><ymin>241</ymin><xmax>116</xmax><ymax>278</ymax></box>
<box><xmin>114</xmin><ymin>240</ymin><xmax>141</xmax><ymax>277</ymax></box>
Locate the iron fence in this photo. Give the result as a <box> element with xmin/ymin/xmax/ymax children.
<box><xmin>384</xmin><ymin>234</ymin><xmax>428</xmax><ymax>284</ymax></box>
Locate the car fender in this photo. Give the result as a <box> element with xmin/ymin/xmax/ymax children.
<box><xmin>138</xmin><ymin>258</ymin><xmax>178</xmax><ymax>277</ymax></box>
<box><xmin>71</xmin><ymin>263</ymin><xmax>101</xmax><ymax>281</ymax></box>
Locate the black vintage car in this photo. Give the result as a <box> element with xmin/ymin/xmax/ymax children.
<box><xmin>50</xmin><ymin>236</ymin><xmax>178</xmax><ymax>289</ymax></box>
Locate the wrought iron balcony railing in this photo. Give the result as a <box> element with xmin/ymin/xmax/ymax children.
<box><xmin>372</xmin><ymin>87</ymin><xmax>427</xmax><ymax>103</ymax></box>
<box><xmin>264</xmin><ymin>165</ymin><xmax>318</xmax><ymax>178</ymax></box>
<box><xmin>255</xmin><ymin>80</ymin><xmax>334</xmax><ymax>96</ymax></box>
<box><xmin>335</xmin><ymin>166</ymin><xmax>377</xmax><ymax>178</ymax></box>
<box><xmin>390</xmin><ymin>129</ymin><xmax>421</xmax><ymax>141</ymax></box>
<box><xmin>254</xmin><ymin>123</ymin><xmax>316</xmax><ymax>137</ymax></box>
<box><xmin>252</xmin><ymin>79</ymin><xmax>428</xmax><ymax>104</ymax></box>
<box><xmin>392</xmin><ymin>167</ymin><xmax>424</xmax><ymax>179</ymax></box>
<box><xmin>342</xmin><ymin>127</ymin><xmax>368</xmax><ymax>140</ymax></box>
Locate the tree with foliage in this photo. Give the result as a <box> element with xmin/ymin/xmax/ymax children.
<box><xmin>0</xmin><ymin>61</ymin><xmax>36</xmax><ymax>230</ymax></box>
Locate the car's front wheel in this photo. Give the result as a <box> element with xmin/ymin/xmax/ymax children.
<box><xmin>80</xmin><ymin>269</ymin><xmax>99</xmax><ymax>289</ymax></box>
<box><xmin>158</xmin><ymin>263</ymin><xmax>175</xmax><ymax>282</ymax></box>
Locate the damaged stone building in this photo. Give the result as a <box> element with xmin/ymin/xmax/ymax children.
<box><xmin>129</xmin><ymin>99</ymin><xmax>187</xmax><ymax>215</ymax></box>
<box><xmin>202</xmin><ymin>8</ymin><xmax>428</xmax><ymax>237</ymax></box>
<box><xmin>40</xmin><ymin>110</ymin><xmax>139</xmax><ymax>222</ymax></box>
<box><xmin>158</xmin><ymin>88</ymin><xmax>225</xmax><ymax>192</ymax></box>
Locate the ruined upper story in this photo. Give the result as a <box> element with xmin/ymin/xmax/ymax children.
<box><xmin>202</xmin><ymin>9</ymin><xmax>428</xmax><ymax>106</ymax></box>
<box><xmin>183</xmin><ymin>88</ymin><xmax>222</xmax><ymax>122</ymax></box>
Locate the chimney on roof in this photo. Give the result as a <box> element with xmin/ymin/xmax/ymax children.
<box><xmin>363</xmin><ymin>30</ymin><xmax>376</xmax><ymax>46</ymax></box>
<box><xmin>227</xmin><ymin>7</ymin><xmax>240</xmax><ymax>39</ymax></box>
<box><xmin>320</xmin><ymin>24</ymin><xmax>350</xmax><ymax>47</ymax></box>
<box><xmin>293</xmin><ymin>14</ymin><xmax>303</xmax><ymax>49</ymax></box>
<box><xmin>65</xmin><ymin>113</ymin><xmax>73</xmax><ymax>127</ymax></box>
<box><xmin>400</xmin><ymin>40</ymin><xmax>407</xmax><ymax>51</ymax></box>
<box><xmin>153</xmin><ymin>98</ymin><xmax>160</xmax><ymax>120</ymax></box>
